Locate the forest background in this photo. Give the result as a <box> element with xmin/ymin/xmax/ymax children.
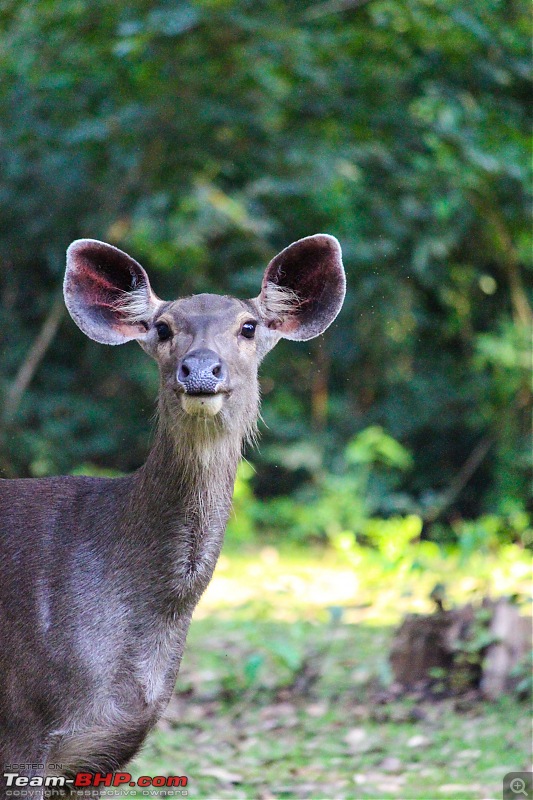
<box><xmin>0</xmin><ymin>0</ymin><xmax>530</xmax><ymax>553</ymax></box>
<box><xmin>0</xmin><ymin>2</ymin><xmax>531</xmax><ymax>798</ymax></box>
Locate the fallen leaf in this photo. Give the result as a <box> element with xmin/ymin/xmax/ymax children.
<box><xmin>379</xmin><ymin>756</ymin><xmax>403</xmax><ymax>773</ymax></box>
<box><xmin>407</xmin><ymin>734</ymin><xmax>430</xmax><ymax>748</ymax></box>
<box><xmin>200</xmin><ymin>767</ymin><xmax>243</xmax><ymax>784</ymax></box>
<box><xmin>344</xmin><ymin>727</ymin><xmax>369</xmax><ymax>752</ymax></box>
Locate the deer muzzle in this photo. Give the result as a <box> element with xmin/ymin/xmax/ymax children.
<box><xmin>177</xmin><ymin>348</ymin><xmax>229</xmax><ymax>416</ymax></box>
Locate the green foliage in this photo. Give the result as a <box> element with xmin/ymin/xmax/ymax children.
<box><xmin>225</xmin><ymin>425</ymin><xmax>532</xmax><ymax>597</ymax></box>
<box><xmin>233</xmin><ymin>427</ymin><xmax>415</xmax><ymax>544</ymax></box>
<box><xmin>362</xmin><ymin>515</ymin><xmax>423</xmax><ymax>563</ymax></box>
<box><xmin>232</xmin><ymin>425</ymin><xmax>533</xmax><ymax>561</ymax></box>
<box><xmin>345</xmin><ymin>426</ymin><xmax>413</xmax><ymax>470</ymax></box>
<box><xmin>226</xmin><ymin>461</ymin><xmax>258</xmax><ymax>542</ymax></box>
<box><xmin>0</xmin><ymin>0</ymin><xmax>530</xmax><ymax>532</ymax></box>
<box><xmin>509</xmin><ymin>649</ymin><xmax>533</xmax><ymax>699</ymax></box>
<box><xmin>450</xmin><ymin>606</ymin><xmax>498</xmax><ymax>693</ymax></box>
<box><xmin>453</xmin><ymin>511</ymin><xmax>533</xmax><ymax>561</ymax></box>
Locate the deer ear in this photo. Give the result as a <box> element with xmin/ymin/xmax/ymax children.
<box><xmin>257</xmin><ymin>234</ymin><xmax>345</xmax><ymax>341</ymax></box>
<box><xmin>64</xmin><ymin>239</ymin><xmax>161</xmax><ymax>345</ymax></box>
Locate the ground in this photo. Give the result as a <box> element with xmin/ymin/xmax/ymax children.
<box><xmin>122</xmin><ymin>545</ymin><xmax>531</xmax><ymax>800</ymax></box>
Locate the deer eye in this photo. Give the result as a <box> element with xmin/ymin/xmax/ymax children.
<box><xmin>155</xmin><ymin>321</ymin><xmax>172</xmax><ymax>341</ymax></box>
<box><xmin>240</xmin><ymin>321</ymin><xmax>257</xmax><ymax>339</ymax></box>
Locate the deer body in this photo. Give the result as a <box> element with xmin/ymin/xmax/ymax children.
<box><xmin>0</xmin><ymin>235</ymin><xmax>345</xmax><ymax>794</ymax></box>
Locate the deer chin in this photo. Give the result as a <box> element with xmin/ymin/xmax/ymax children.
<box><xmin>180</xmin><ymin>393</ymin><xmax>225</xmax><ymax>417</ymax></box>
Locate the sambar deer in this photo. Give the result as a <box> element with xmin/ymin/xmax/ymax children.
<box><xmin>0</xmin><ymin>234</ymin><xmax>345</xmax><ymax>796</ymax></box>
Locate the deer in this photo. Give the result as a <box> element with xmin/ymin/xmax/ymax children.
<box><xmin>0</xmin><ymin>234</ymin><xmax>345</xmax><ymax>797</ymax></box>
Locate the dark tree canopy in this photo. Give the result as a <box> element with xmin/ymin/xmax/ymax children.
<box><xmin>0</xmin><ymin>0</ymin><xmax>530</xmax><ymax>535</ymax></box>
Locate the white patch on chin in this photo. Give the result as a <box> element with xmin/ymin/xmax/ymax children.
<box><xmin>181</xmin><ymin>394</ymin><xmax>224</xmax><ymax>417</ymax></box>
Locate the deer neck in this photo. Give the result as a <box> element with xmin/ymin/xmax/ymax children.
<box><xmin>129</xmin><ymin>405</ymin><xmax>245</xmax><ymax>607</ymax></box>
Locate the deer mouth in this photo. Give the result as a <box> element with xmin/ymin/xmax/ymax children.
<box><xmin>180</xmin><ymin>392</ymin><xmax>226</xmax><ymax>417</ymax></box>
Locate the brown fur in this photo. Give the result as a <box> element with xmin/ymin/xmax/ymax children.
<box><xmin>0</xmin><ymin>234</ymin><xmax>345</xmax><ymax>796</ymax></box>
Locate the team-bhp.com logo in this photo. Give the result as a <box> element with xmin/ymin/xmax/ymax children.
<box><xmin>3</xmin><ymin>771</ymin><xmax>188</xmax><ymax>795</ymax></box>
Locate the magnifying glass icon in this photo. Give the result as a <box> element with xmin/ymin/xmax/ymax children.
<box><xmin>510</xmin><ymin>778</ymin><xmax>527</xmax><ymax>796</ymax></box>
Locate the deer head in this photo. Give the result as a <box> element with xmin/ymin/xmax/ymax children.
<box><xmin>64</xmin><ymin>234</ymin><xmax>345</xmax><ymax>442</ymax></box>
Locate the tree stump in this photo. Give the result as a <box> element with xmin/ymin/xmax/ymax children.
<box><xmin>480</xmin><ymin>598</ymin><xmax>532</xmax><ymax>699</ymax></box>
<box><xmin>389</xmin><ymin>598</ymin><xmax>531</xmax><ymax>698</ymax></box>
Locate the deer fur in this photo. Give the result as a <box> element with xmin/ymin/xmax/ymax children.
<box><xmin>0</xmin><ymin>234</ymin><xmax>345</xmax><ymax>797</ymax></box>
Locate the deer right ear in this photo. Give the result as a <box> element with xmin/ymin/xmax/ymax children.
<box><xmin>257</xmin><ymin>234</ymin><xmax>345</xmax><ymax>342</ymax></box>
<box><xmin>64</xmin><ymin>239</ymin><xmax>161</xmax><ymax>345</ymax></box>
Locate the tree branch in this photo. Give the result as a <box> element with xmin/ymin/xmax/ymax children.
<box><xmin>3</xmin><ymin>289</ymin><xmax>65</xmax><ymax>422</ymax></box>
<box><xmin>470</xmin><ymin>193</ymin><xmax>532</xmax><ymax>328</ymax></box>
<box><xmin>303</xmin><ymin>0</ymin><xmax>372</xmax><ymax>21</ymax></box>
<box><xmin>425</xmin><ymin>435</ymin><xmax>494</xmax><ymax>523</ymax></box>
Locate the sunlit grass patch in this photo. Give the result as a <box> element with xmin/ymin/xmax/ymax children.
<box><xmin>197</xmin><ymin>542</ymin><xmax>532</xmax><ymax>625</ymax></box>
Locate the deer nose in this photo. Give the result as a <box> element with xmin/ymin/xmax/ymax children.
<box><xmin>177</xmin><ymin>349</ymin><xmax>227</xmax><ymax>394</ymax></box>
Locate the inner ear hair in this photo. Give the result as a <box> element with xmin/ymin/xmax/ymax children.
<box><xmin>260</xmin><ymin>281</ymin><xmax>301</xmax><ymax>321</ymax></box>
<box><xmin>112</xmin><ymin>283</ymin><xmax>153</xmax><ymax>325</ymax></box>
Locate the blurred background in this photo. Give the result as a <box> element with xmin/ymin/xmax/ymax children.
<box><xmin>0</xmin><ymin>1</ymin><xmax>531</xmax><ymax>798</ymax></box>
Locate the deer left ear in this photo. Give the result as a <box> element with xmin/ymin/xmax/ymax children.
<box><xmin>257</xmin><ymin>234</ymin><xmax>345</xmax><ymax>341</ymax></box>
<box><xmin>64</xmin><ymin>239</ymin><xmax>161</xmax><ymax>345</ymax></box>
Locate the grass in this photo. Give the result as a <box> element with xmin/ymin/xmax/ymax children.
<box><xmin>118</xmin><ymin>543</ymin><xmax>531</xmax><ymax>800</ymax></box>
